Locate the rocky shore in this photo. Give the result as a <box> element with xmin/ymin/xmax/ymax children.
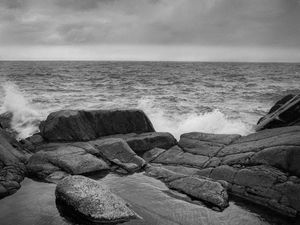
<box><xmin>0</xmin><ymin>95</ymin><xmax>300</xmax><ymax>223</ymax></box>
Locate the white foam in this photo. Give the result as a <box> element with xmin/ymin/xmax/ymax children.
<box><xmin>138</xmin><ymin>98</ymin><xmax>252</xmax><ymax>139</ymax></box>
<box><xmin>1</xmin><ymin>82</ymin><xmax>41</xmax><ymax>139</ymax></box>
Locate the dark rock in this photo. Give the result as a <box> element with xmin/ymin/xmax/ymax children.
<box><xmin>257</xmin><ymin>94</ymin><xmax>300</xmax><ymax>130</ymax></box>
<box><xmin>0</xmin><ymin>128</ymin><xmax>27</xmax><ymax>198</ymax></box>
<box><xmin>40</xmin><ymin>109</ymin><xmax>155</xmax><ymax>142</ymax></box>
<box><xmin>55</xmin><ymin>175</ymin><xmax>140</xmax><ymax>223</ymax></box>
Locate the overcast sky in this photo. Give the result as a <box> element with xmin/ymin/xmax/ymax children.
<box><xmin>0</xmin><ymin>0</ymin><xmax>300</xmax><ymax>61</ymax></box>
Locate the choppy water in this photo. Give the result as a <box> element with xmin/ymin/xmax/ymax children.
<box><xmin>0</xmin><ymin>173</ymin><xmax>298</xmax><ymax>225</ymax></box>
<box><xmin>0</xmin><ymin>61</ymin><xmax>299</xmax><ymax>139</ymax></box>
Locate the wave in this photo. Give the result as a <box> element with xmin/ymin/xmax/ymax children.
<box><xmin>138</xmin><ymin>98</ymin><xmax>253</xmax><ymax>139</ymax></box>
<box><xmin>1</xmin><ymin>82</ymin><xmax>41</xmax><ymax>139</ymax></box>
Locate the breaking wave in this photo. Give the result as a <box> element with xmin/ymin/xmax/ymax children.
<box><xmin>1</xmin><ymin>82</ymin><xmax>41</xmax><ymax>139</ymax></box>
<box><xmin>138</xmin><ymin>99</ymin><xmax>253</xmax><ymax>139</ymax></box>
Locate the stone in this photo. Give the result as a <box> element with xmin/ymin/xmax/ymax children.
<box><xmin>217</xmin><ymin>126</ymin><xmax>300</xmax><ymax>157</ymax></box>
<box><xmin>179</xmin><ymin>132</ymin><xmax>240</xmax><ymax>157</ymax></box>
<box><xmin>142</xmin><ymin>147</ymin><xmax>165</xmax><ymax>163</ymax></box>
<box><xmin>0</xmin><ymin>128</ymin><xmax>26</xmax><ymax>198</ymax></box>
<box><xmin>90</xmin><ymin>138</ymin><xmax>145</xmax><ymax>173</ymax></box>
<box><xmin>40</xmin><ymin>109</ymin><xmax>155</xmax><ymax>141</ymax></box>
<box><xmin>145</xmin><ymin>165</ymin><xmax>229</xmax><ymax>209</ymax></box>
<box><xmin>152</xmin><ymin>145</ymin><xmax>209</xmax><ymax>168</ymax></box>
<box><xmin>210</xmin><ymin>165</ymin><xmax>238</xmax><ymax>183</ymax></box>
<box><xmin>55</xmin><ymin>175</ymin><xmax>140</xmax><ymax>223</ymax></box>
<box><xmin>257</xmin><ymin>94</ymin><xmax>300</xmax><ymax>130</ymax></box>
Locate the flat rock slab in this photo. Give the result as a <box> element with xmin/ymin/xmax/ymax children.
<box><xmin>55</xmin><ymin>175</ymin><xmax>140</xmax><ymax>223</ymax></box>
<box><xmin>179</xmin><ymin>132</ymin><xmax>240</xmax><ymax>157</ymax></box>
<box><xmin>100</xmin><ymin>132</ymin><xmax>177</xmax><ymax>154</ymax></box>
<box><xmin>145</xmin><ymin>165</ymin><xmax>229</xmax><ymax>210</ymax></box>
<box><xmin>40</xmin><ymin>109</ymin><xmax>155</xmax><ymax>142</ymax></box>
<box><xmin>27</xmin><ymin>138</ymin><xmax>146</xmax><ymax>180</ymax></box>
<box><xmin>152</xmin><ymin>145</ymin><xmax>209</xmax><ymax>168</ymax></box>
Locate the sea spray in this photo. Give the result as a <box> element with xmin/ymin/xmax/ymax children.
<box><xmin>138</xmin><ymin>98</ymin><xmax>253</xmax><ymax>139</ymax></box>
<box><xmin>1</xmin><ymin>82</ymin><xmax>41</xmax><ymax>139</ymax></box>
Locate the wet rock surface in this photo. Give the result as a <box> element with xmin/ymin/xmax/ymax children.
<box><xmin>55</xmin><ymin>175</ymin><xmax>140</xmax><ymax>223</ymax></box>
<box><xmin>148</xmin><ymin>127</ymin><xmax>300</xmax><ymax>217</ymax></box>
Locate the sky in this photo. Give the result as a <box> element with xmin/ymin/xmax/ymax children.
<box><xmin>0</xmin><ymin>0</ymin><xmax>300</xmax><ymax>62</ymax></box>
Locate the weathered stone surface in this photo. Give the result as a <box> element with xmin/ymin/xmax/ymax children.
<box><xmin>90</xmin><ymin>138</ymin><xmax>145</xmax><ymax>172</ymax></box>
<box><xmin>27</xmin><ymin>138</ymin><xmax>145</xmax><ymax>180</ymax></box>
<box><xmin>40</xmin><ymin>109</ymin><xmax>155</xmax><ymax>142</ymax></box>
<box><xmin>142</xmin><ymin>147</ymin><xmax>165</xmax><ymax>163</ymax></box>
<box><xmin>55</xmin><ymin>175</ymin><xmax>139</xmax><ymax>223</ymax></box>
<box><xmin>257</xmin><ymin>94</ymin><xmax>300</xmax><ymax>130</ymax></box>
<box><xmin>217</xmin><ymin>126</ymin><xmax>300</xmax><ymax>157</ymax></box>
<box><xmin>145</xmin><ymin>165</ymin><xmax>229</xmax><ymax>209</ymax></box>
<box><xmin>179</xmin><ymin>132</ymin><xmax>240</xmax><ymax>157</ymax></box>
<box><xmin>0</xmin><ymin>128</ymin><xmax>27</xmax><ymax>198</ymax></box>
<box><xmin>210</xmin><ymin>165</ymin><xmax>238</xmax><ymax>183</ymax></box>
<box><xmin>152</xmin><ymin>145</ymin><xmax>209</xmax><ymax>168</ymax></box>
<box><xmin>27</xmin><ymin>145</ymin><xmax>109</xmax><ymax>179</ymax></box>
<box><xmin>233</xmin><ymin>166</ymin><xmax>287</xmax><ymax>188</ymax></box>
<box><xmin>99</xmin><ymin>132</ymin><xmax>177</xmax><ymax>154</ymax></box>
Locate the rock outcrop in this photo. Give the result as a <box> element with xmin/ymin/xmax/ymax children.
<box><xmin>257</xmin><ymin>94</ymin><xmax>300</xmax><ymax>130</ymax></box>
<box><xmin>0</xmin><ymin>128</ymin><xmax>27</xmax><ymax>198</ymax></box>
<box><xmin>56</xmin><ymin>175</ymin><xmax>140</xmax><ymax>223</ymax></box>
<box><xmin>145</xmin><ymin>165</ymin><xmax>229</xmax><ymax>210</ymax></box>
<box><xmin>27</xmin><ymin>138</ymin><xmax>146</xmax><ymax>181</ymax></box>
<box><xmin>39</xmin><ymin>109</ymin><xmax>155</xmax><ymax>142</ymax></box>
<box><xmin>147</xmin><ymin>127</ymin><xmax>300</xmax><ymax>217</ymax></box>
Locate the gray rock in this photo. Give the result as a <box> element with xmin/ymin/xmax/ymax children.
<box><xmin>145</xmin><ymin>165</ymin><xmax>229</xmax><ymax>209</ymax></box>
<box><xmin>142</xmin><ymin>147</ymin><xmax>165</xmax><ymax>163</ymax></box>
<box><xmin>55</xmin><ymin>175</ymin><xmax>140</xmax><ymax>223</ymax></box>
<box><xmin>40</xmin><ymin>109</ymin><xmax>155</xmax><ymax>142</ymax></box>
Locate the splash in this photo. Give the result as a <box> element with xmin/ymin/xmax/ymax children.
<box><xmin>1</xmin><ymin>82</ymin><xmax>41</xmax><ymax>139</ymax></box>
<box><xmin>138</xmin><ymin>98</ymin><xmax>253</xmax><ymax>139</ymax></box>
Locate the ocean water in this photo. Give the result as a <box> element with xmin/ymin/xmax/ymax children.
<box><xmin>0</xmin><ymin>61</ymin><xmax>299</xmax><ymax>139</ymax></box>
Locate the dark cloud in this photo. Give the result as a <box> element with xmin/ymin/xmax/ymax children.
<box><xmin>0</xmin><ymin>0</ymin><xmax>299</xmax><ymax>60</ymax></box>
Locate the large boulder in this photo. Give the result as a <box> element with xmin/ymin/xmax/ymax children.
<box><xmin>55</xmin><ymin>175</ymin><xmax>140</xmax><ymax>223</ymax></box>
<box><xmin>39</xmin><ymin>109</ymin><xmax>155</xmax><ymax>142</ymax></box>
<box><xmin>0</xmin><ymin>128</ymin><xmax>27</xmax><ymax>198</ymax></box>
<box><xmin>257</xmin><ymin>94</ymin><xmax>300</xmax><ymax>130</ymax></box>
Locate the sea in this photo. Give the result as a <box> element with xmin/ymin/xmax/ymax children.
<box><xmin>0</xmin><ymin>61</ymin><xmax>299</xmax><ymax>139</ymax></box>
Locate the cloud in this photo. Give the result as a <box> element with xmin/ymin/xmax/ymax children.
<box><xmin>0</xmin><ymin>0</ymin><xmax>299</xmax><ymax>60</ymax></box>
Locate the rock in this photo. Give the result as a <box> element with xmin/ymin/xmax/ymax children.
<box><xmin>40</xmin><ymin>109</ymin><xmax>155</xmax><ymax>142</ymax></box>
<box><xmin>257</xmin><ymin>94</ymin><xmax>300</xmax><ymax>130</ymax></box>
<box><xmin>179</xmin><ymin>132</ymin><xmax>240</xmax><ymax>157</ymax></box>
<box><xmin>27</xmin><ymin>138</ymin><xmax>145</xmax><ymax>180</ymax></box>
<box><xmin>151</xmin><ymin>127</ymin><xmax>300</xmax><ymax>216</ymax></box>
<box><xmin>217</xmin><ymin>126</ymin><xmax>300</xmax><ymax>157</ymax></box>
<box><xmin>90</xmin><ymin>138</ymin><xmax>145</xmax><ymax>173</ymax></box>
<box><xmin>55</xmin><ymin>175</ymin><xmax>140</xmax><ymax>223</ymax></box>
<box><xmin>120</xmin><ymin>132</ymin><xmax>177</xmax><ymax>154</ymax></box>
<box><xmin>152</xmin><ymin>145</ymin><xmax>209</xmax><ymax>168</ymax></box>
<box><xmin>142</xmin><ymin>147</ymin><xmax>165</xmax><ymax>163</ymax></box>
<box><xmin>145</xmin><ymin>165</ymin><xmax>229</xmax><ymax>209</ymax></box>
<box><xmin>0</xmin><ymin>128</ymin><xmax>26</xmax><ymax>198</ymax></box>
